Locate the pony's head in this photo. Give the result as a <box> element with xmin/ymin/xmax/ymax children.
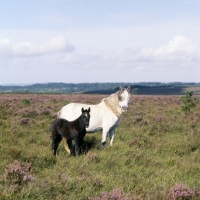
<box><xmin>81</xmin><ymin>107</ymin><xmax>91</xmax><ymax>128</ymax></box>
<box><xmin>118</xmin><ymin>86</ymin><xmax>131</xmax><ymax>111</ymax></box>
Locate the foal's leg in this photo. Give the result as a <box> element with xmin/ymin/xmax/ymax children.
<box><xmin>79</xmin><ymin>137</ymin><xmax>85</xmax><ymax>154</ymax></box>
<box><xmin>62</xmin><ymin>138</ymin><xmax>71</xmax><ymax>154</ymax></box>
<box><xmin>74</xmin><ymin>138</ymin><xmax>80</xmax><ymax>157</ymax></box>
<box><xmin>67</xmin><ymin>139</ymin><xmax>72</xmax><ymax>153</ymax></box>
<box><xmin>52</xmin><ymin>133</ymin><xmax>62</xmax><ymax>155</ymax></box>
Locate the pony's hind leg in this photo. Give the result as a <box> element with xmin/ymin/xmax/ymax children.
<box><xmin>62</xmin><ymin>138</ymin><xmax>71</xmax><ymax>154</ymax></box>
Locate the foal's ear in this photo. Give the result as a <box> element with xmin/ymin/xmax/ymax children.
<box><xmin>127</xmin><ymin>86</ymin><xmax>130</xmax><ymax>92</ymax></box>
<box><xmin>81</xmin><ymin>107</ymin><xmax>84</xmax><ymax>113</ymax></box>
<box><xmin>88</xmin><ymin>107</ymin><xmax>91</xmax><ymax>112</ymax></box>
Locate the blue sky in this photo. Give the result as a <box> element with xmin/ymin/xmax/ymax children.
<box><xmin>0</xmin><ymin>0</ymin><xmax>200</xmax><ymax>84</ymax></box>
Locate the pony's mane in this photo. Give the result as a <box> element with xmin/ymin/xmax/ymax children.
<box><xmin>102</xmin><ymin>91</ymin><xmax>122</xmax><ymax>117</ymax></box>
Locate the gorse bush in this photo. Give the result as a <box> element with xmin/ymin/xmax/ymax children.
<box><xmin>21</xmin><ymin>98</ymin><xmax>31</xmax><ymax>106</ymax></box>
<box><xmin>179</xmin><ymin>91</ymin><xmax>197</xmax><ymax>111</ymax></box>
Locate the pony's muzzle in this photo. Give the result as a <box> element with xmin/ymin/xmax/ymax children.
<box><xmin>122</xmin><ymin>106</ymin><xmax>128</xmax><ymax>112</ymax></box>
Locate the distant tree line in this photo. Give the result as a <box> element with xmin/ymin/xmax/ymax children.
<box><xmin>0</xmin><ymin>82</ymin><xmax>200</xmax><ymax>94</ymax></box>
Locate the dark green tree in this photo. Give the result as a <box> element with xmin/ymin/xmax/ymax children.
<box><xmin>131</xmin><ymin>88</ymin><xmax>139</xmax><ymax>94</ymax></box>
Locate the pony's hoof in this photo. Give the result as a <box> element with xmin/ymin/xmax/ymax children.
<box><xmin>100</xmin><ymin>142</ymin><xmax>106</xmax><ymax>149</ymax></box>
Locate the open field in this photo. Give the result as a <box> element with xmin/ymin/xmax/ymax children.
<box><xmin>0</xmin><ymin>93</ymin><xmax>200</xmax><ymax>199</ymax></box>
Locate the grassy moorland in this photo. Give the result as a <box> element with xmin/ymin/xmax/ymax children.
<box><xmin>0</xmin><ymin>93</ymin><xmax>200</xmax><ymax>200</ymax></box>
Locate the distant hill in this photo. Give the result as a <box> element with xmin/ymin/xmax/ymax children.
<box><xmin>0</xmin><ymin>82</ymin><xmax>200</xmax><ymax>95</ymax></box>
<box><xmin>84</xmin><ymin>85</ymin><xmax>200</xmax><ymax>95</ymax></box>
<box><xmin>128</xmin><ymin>85</ymin><xmax>200</xmax><ymax>95</ymax></box>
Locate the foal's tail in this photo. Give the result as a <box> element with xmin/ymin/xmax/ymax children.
<box><xmin>50</xmin><ymin>119</ymin><xmax>57</xmax><ymax>138</ymax></box>
<box><xmin>50</xmin><ymin>120</ymin><xmax>58</xmax><ymax>154</ymax></box>
<box><xmin>50</xmin><ymin>122</ymin><xmax>53</xmax><ymax>133</ymax></box>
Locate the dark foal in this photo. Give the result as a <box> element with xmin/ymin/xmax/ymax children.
<box><xmin>51</xmin><ymin>107</ymin><xmax>90</xmax><ymax>157</ymax></box>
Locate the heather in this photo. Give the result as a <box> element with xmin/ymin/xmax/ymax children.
<box><xmin>0</xmin><ymin>93</ymin><xmax>200</xmax><ymax>199</ymax></box>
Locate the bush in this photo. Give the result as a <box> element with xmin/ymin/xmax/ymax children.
<box><xmin>179</xmin><ymin>91</ymin><xmax>196</xmax><ymax>111</ymax></box>
<box><xmin>21</xmin><ymin>99</ymin><xmax>31</xmax><ymax>106</ymax></box>
<box><xmin>3</xmin><ymin>160</ymin><xmax>35</xmax><ymax>188</ymax></box>
<box><xmin>167</xmin><ymin>183</ymin><xmax>200</xmax><ymax>200</ymax></box>
<box><xmin>88</xmin><ymin>188</ymin><xmax>144</xmax><ymax>200</ymax></box>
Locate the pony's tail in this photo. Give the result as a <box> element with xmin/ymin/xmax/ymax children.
<box><xmin>57</xmin><ymin>111</ymin><xmax>61</xmax><ymax>118</ymax></box>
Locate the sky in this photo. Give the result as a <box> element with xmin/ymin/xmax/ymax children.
<box><xmin>0</xmin><ymin>0</ymin><xmax>200</xmax><ymax>85</ymax></box>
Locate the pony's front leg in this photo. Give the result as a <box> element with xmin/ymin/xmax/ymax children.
<box><xmin>101</xmin><ymin>128</ymin><xmax>109</xmax><ymax>149</ymax></box>
<box><xmin>62</xmin><ymin>138</ymin><xmax>71</xmax><ymax>154</ymax></box>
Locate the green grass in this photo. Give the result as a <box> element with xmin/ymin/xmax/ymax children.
<box><xmin>0</xmin><ymin>94</ymin><xmax>200</xmax><ymax>199</ymax></box>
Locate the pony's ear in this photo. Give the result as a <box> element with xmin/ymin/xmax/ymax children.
<box><xmin>88</xmin><ymin>107</ymin><xmax>91</xmax><ymax>112</ymax></box>
<box><xmin>127</xmin><ymin>86</ymin><xmax>130</xmax><ymax>92</ymax></box>
<box><xmin>81</xmin><ymin>107</ymin><xmax>84</xmax><ymax>113</ymax></box>
<box><xmin>119</xmin><ymin>86</ymin><xmax>123</xmax><ymax>92</ymax></box>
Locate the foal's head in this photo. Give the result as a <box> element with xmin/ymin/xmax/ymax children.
<box><xmin>81</xmin><ymin>107</ymin><xmax>91</xmax><ymax>128</ymax></box>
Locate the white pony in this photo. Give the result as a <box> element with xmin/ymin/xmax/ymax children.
<box><xmin>57</xmin><ymin>86</ymin><xmax>130</xmax><ymax>151</ymax></box>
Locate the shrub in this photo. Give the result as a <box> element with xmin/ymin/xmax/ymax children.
<box><xmin>179</xmin><ymin>91</ymin><xmax>196</xmax><ymax>112</ymax></box>
<box><xmin>84</xmin><ymin>151</ymin><xmax>100</xmax><ymax>162</ymax></box>
<box><xmin>156</xmin><ymin>115</ymin><xmax>166</xmax><ymax>123</ymax></box>
<box><xmin>20</xmin><ymin>118</ymin><xmax>30</xmax><ymax>124</ymax></box>
<box><xmin>88</xmin><ymin>188</ymin><xmax>144</xmax><ymax>200</ymax></box>
<box><xmin>3</xmin><ymin>160</ymin><xmax>35</xmax><ymax>187</ymax></box>
<box><xmin>40</xmin><ymin>110</ymin><xmax>51</xmax><ymax>116</ymax></box>
<box><xmin>21</xmin><ymin>99</ymin><xmax>31</xmax><ymax>106</ymax></box>
<box><xmin>22</xmin><ymin>110</ymin><xmax>38</xmax><ymax>118</ymax></box>
<box><xmin>167</xmin><ymin>183</ymin><xmax>200</xmax><ymax>200</ymax></box>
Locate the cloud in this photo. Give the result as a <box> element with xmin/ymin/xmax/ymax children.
<box><xmin>61</xmin><ymin>50</ymin><xmax>114</xmax><ymax>69</ymax></box>
<box><xmin>0</xmin><ymin>35</ymin><xmax>75</xmax><ymax>57</ymax></box>
<box><xmin>116</xmin><ymin>36</ymin><xmax>200</xmax><ymax>69</ymax></box>
<box><xmin>154</xmin><ymin>36</ymin><xmax>199</xmax><ymax>62</ymax></box>
<box><xmin>58</xmin><ymin>35</ymin><xmax>200</xmax><ymax>72</ymax></box>
<box><xmin>117</xmin><ymin>45</ymin><xmax>153</xmax><ymax>62</ymax></box>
